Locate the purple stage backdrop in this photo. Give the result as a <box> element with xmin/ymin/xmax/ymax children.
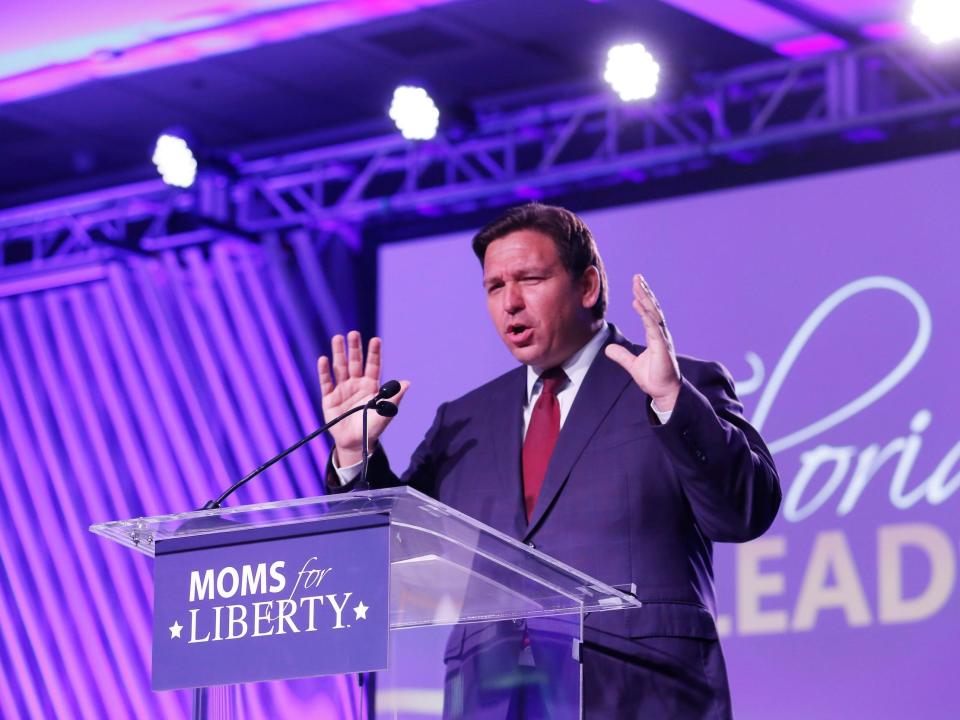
<box><xmin>0</xmin><ymin>238</ymin><xmax>361</xmax><ymax>719</ymax></box>
<box><xmin>379</xmin><ymin>150</ymin><xmax>960</xmax><ymax>719</ymax></box>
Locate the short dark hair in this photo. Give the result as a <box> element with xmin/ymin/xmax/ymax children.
<box><xmin>472</xmin><ymin>203</ymin><xmax>608</xmax><ymax>319</ymax></box>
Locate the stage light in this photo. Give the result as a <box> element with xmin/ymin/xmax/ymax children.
<box><xmin>152</xmin><ymin>132</ymin><xmax>198</xmax><ymax>188</ymax></box>
<box><xmin>604</xmin><ymin>43</ymin><xmax>660</xmax><ymax>101</ymax></box>
<box><xmin>911</xmin><ymin>0</ymin><xmax>960</xmax><ymax>44</ymax></box>
<box><xmin>389</xmin><ymin>86</ymin><xmax>440</xmax><ymax>141</ymax></box>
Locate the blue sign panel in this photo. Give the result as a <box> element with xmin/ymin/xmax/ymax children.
<box><xmin>152</xmin><ymin>515</ymin><xmax>390</xmax><ymax>690</ymax></box>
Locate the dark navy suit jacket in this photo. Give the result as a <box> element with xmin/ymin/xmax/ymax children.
<box><xmin>332</xmin><ymin>326</ymin><xmax>781</xmax><ymax>717</ymax></box>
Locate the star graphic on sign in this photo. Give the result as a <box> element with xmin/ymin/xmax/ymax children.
<box><xmin>169</xmin><ymin>620</ymin><xmax>183</xmax><ymax>639</ymax></box>
<box><xmin>353</xmin><ymin>601</ymin><xmax>369</xmax><ymax>621</ymax></box>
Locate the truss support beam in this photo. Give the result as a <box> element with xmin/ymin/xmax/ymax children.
<box><xmin>2</xmin><ymin>41</ymin><xmax>958</xmax><ymax>270</ymax></box>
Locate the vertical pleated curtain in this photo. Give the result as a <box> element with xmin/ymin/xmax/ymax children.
<box><xmin>0</xmin><ymin>237</ymin><xmax>361</xmax><ymax>719</ymax></box>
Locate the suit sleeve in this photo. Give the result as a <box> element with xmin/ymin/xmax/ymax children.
<box><xmin>651</xmin><ymin>360</ymin><xmax>781</xmax><ymax>542</ymax></box>
<box><xmin>324</xmin><ymin>402</ymin><xmax>449</xmax><ymax>497</ymax></box>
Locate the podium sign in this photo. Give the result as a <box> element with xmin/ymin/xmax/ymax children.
<box><xmin>92</xmin><ymin>487</ymin><xmax>643</xmax><ymax>717</ymax></box>
<box><xmin>151</xmin><ymin>515</ymin><xmax>389</xmax><ymax>690</ymax></box>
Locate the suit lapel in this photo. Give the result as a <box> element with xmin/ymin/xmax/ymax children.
<box><xmin>523</xmin><ymin>326</ymin><xmax>637</xmax><ymax>540</ymax></box>
<box><xmin>490</xmin><ymin>366</ymin><xmax>529</xmax><ymax>539</ymax></box>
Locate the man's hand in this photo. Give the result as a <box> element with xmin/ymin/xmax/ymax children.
<box><xmin>318</xmin><ymin>331</ymin><xmax>408</xmax><ymax>467</ymax></box>
<box><xmin>604</xmin><ymin>274</ymin><xmax>682</xmax><ymax>411</ymax></box>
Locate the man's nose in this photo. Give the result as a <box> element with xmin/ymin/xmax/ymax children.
<box><xmin>503</xmin><ymin>283</ymin><xmax>524</xmax><ymax>313</ymax></box>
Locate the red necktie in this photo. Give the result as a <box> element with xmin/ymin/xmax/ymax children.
<box><xmin>522</xmin><ymin>367</ymin><xmax>567</xmax><ymax>521</ymax></box>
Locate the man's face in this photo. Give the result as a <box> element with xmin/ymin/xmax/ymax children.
<box><xmin>482</xmin><ymin>229</ymin><xmax>600</xmax><ymax>369</ymax></box>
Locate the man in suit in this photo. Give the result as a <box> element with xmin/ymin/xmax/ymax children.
<box><xmin>319</xmin><ymin>203</ymin><xmax>781</xmax><ymax>718</ymax></box>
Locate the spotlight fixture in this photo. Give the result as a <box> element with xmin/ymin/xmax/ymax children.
<box><xmin>911</xmin><ymin>0</ymin><xmax>960</xmax><ymax>44</ymax></box>
<box><xmin>152</xmin><ymin>131</ymin><xmax>198</xmax><ymax>188</ymax></box>
<box><xmin>389</xmin><ymin>86</ymin><xmax>440</xmax><ymax>141</ymax></box>
<box><xmin>604</xmin><ymin>42</ymin><xmax>660</xmax><ymax>101</ymax></box>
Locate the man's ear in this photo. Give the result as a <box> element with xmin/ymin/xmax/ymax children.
<box><xmin>580</xmin><ymin>265</ymin><xmax>601</xmax><ymax>309</ymax></box>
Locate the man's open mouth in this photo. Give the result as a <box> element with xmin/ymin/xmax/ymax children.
<box><xmin>506</xmin><ymin>324</ymin><xmax>533</xmax><ymax>344</ymax></box>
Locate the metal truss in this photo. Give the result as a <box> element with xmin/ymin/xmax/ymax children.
<box><xmin>2</xmin><ymin>40</ymin><xmax>959</xmax><ymax>270</ymax></box>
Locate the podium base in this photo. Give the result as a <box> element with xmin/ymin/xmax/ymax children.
<box><xmin>192</xmin><ymin>686</ymin><xmax>240</xmax><ymax>720</ymax></box>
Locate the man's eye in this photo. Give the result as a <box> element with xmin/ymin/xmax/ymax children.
<box><xmin>521</xmin><ymin>277</ymin><xmax>542</xmax><ymax>285</ymax></box>
<box><xmin>486</xmin><ymin>283</ymin><xmax>503</xmax><ymax>294</ymax></box>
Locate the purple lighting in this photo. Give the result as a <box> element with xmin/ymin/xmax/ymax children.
<box><xmin>661</xmin><ymin>0</ymin><xmax>811</xmax><ymax>46</ymax></box>
<box><xmin>0</xmin><ymin>238</ymin><xmax>355</xmax><ymax>717</ymax></box>
<box><xmin>863</xmin><ymin>20</ymin><xmax>908</xmax><ymax>40</ymax></box>
<box><xmin>775</xmin><ymin>33</ymin><xmax>847</xmax><ymax>57</ymax></box>
<box><xmin>0</xmin><ymin>0</ymin><xmax>460</xmax><ymax>103</ymax></box>
<box><xmin>620</xmin><ymin>168</ymin><xmax>648</xmax><ymax>183</ymax></box>
<box><xmin>845</xmin><ymin>127</ymin><xmax>888</xmax><ymax>143</ymax></box>
<box><xmin>415</xmin><ymin>203</ymin><xmax>445</xmax><ymax>217</ymax></box>
<box><xmin>727</xmin><ymin>149</ymin><xmax>762</xmax><ymax>164</ymax></box>
<box><xmin>514</xmin><ymin>185</ymin><xmax>545</xmax><ymax>200</ymax></box>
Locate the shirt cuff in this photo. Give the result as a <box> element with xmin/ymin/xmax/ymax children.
<box><xmin>332</xmin><ymin>450</ymin><xmax>363</xmax><ymax>486</ymax></box>
<box><xmin>650</xmin><ymin>400</ymin><xmax>673</xmax><ymax>425</ymax></box>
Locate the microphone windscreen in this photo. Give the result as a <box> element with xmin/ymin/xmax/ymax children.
<box><xmin>379</xmin><ymin>380</ymin><xmax>402</xmax><ymax>399</ymax></box>
<box><xmin>375</xmin><ymin>401</ymin><xmax>398</xmax><ymax>417</ymax></box>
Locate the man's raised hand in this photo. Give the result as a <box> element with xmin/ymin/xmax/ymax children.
<box><xmin>317</xmin><ymin>331</ymin><xmax>408</xmax><ymax>467</ymax></box>
<box><xmin>604</xmin><ymin>274</ymin><xmax>682</xmax><ymax>411</ymax></box>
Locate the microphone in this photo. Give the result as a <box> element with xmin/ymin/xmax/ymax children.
<box><xmin>360</xmin><ymin>381</ymin><xmax>402</xmax><ymax>486</ymax></box>
<box><xmin>374</xmin><ymin>401</ymin><xmax>398</xmax><ymax>417</ymax></box>
<box><xmin>366</xmin><ymin>380</ymin><xmax>401</xmax><ymax>408</ymax></box>
<box><xmin>201</xmin><ymin>381</ymin><xmax>402</xmax><ymax>510</ymax></box>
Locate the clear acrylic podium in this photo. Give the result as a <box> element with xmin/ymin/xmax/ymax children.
<box><xmin>91</xmin><ymin>486</ymin><xmax>641</xmax><ymax>719</ymax></box>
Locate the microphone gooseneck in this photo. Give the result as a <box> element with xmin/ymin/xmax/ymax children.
<box><xmin>202</xmin><ymin>380</ymin><xmax>402</xmax><ymax>510</ymax></box>
<box><xmin>359</xmin><ymin>381</ymin><xmax>402</xmax><ymax>487</ymax></box>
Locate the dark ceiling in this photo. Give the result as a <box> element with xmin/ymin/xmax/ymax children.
<box><xmin>0</xmin><ymin>0</ymin><xmax>776</xmax><ymax>208</ymax></box>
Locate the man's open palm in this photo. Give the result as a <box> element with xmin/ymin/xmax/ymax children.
<box><xmin>318</xmin><ymin>331</ymin><xmax>408</xmax><ymax>466</ymax></box>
